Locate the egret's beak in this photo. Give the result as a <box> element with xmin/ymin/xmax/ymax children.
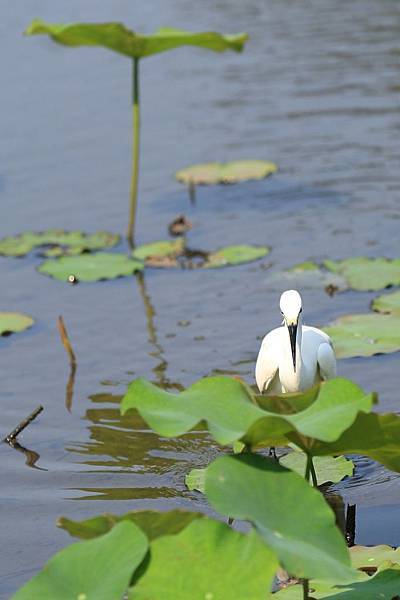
<box><xmin>287</xmin><ymin>321</ymin><xmax>298</xmax><ymax>372</ymax></box>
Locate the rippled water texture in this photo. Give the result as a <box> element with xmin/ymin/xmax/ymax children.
<box><xmin>1</xmin><ymin>0</ymin><xmax>400</xmax><ymax>596</ymax></box>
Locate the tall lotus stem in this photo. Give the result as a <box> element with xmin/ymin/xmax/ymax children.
<box><xmin>127</xmin><ymin>57</ymin><xmax>140</xmax><ymax>247</ymax></box>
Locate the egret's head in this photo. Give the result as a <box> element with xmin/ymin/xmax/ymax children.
<box><xmin>279</xmin><ymin>290</ymin><xmax>302</xmax><ymax>372</ymax></box>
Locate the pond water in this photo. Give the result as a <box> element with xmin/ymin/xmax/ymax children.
<box><xmin>1</xmin><ymin>0</ymin><xmax>400</xmax><ymax>596</ymax></box>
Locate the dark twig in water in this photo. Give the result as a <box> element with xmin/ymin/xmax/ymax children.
<box><xmin>3</xmin><ymin>405</ymin><xmax>43</xmax><ymax>443</ymax></box>
<box><xmin>57</xmin><ymin>315</ymin><xmax>76</xmax><ymax>365</ymax></box>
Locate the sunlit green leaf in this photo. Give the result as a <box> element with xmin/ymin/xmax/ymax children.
<box><xmin>0</xmin><ymin>312</ymin><xmax>34</xmax><ymax>336</ymax></box>
<box><xmin>372</xmin><ymin>290</ymin><xmax>400</xmax><ymax>316</ymax></box>
<box><xmin>130</xmin><ymin>518</ymin><xmax>278</xmax><ymax>599</ymax></box>
<box><xmin>175</xmin><ymin>160</ymin><xmax>277</xmax><ymax>185</ymax></box>
<box><xmin>38</xmin><ymin>252</ymin><xmax>143</xmax><ymax>282</ymax></box>
<box><xmin>206</xmin><ymin>245</ymin><xmax>269</xmax><ymax>268</ymax></box>
<box><xmin>25</xmin><ymin>20</ymin><xmax>248</xmax><ymax>59</ymax></box>
<box><xmin>350</xmin><ymin>544</ymin><xmax>400</xmax><ymax>570</ymax></box>
<box><xmin>324</xmin><ymin>257</ymin><xmax>400</xmax><ymax>291</ymax></box>
<box><xmin>132</xmin><ymin>239</ymin><xmax>184</xmax><ymax>261</ymax></box>
<box><xmin>0</xmin><ymin>230</ymin><xmax>119</xmax><ymax>257</ymax></box>
<box><xmin>324</xmin><ymin>313</ymin><xmax>400</xmax><ymax>358</ymax></box>
<box><xmin>185</xmin><ymin>468</ymin><xmax>206</xmax><ymax>493</ymax></box>
<box><xmin>280</xmin><ymin>452</ymin><xmax>354</xmax><ymax>486</ymax></box>
<box><xmin>12</xmin><ymin>521</ymin><xmax>148</xmax><ymax>600</ymax></box>
<box><xmin>58</xmin><ymin>509</ymin><xmax>203</xmax><ymax>541</ymax></box>
<box><xmin>273</xmin><ymin>565</ymin><xmax>400</xmax><ymax>598</ymax></box>
<box><xmin>204</xmin><ymin>454</ymin><xmax>354</xmax><ymax>582</ymax></box>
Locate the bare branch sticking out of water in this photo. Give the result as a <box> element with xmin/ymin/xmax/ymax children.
<box><xmin>3</xmin><ymin>405</ymin><xmax>44</xmax><ymax>443</ymax></box>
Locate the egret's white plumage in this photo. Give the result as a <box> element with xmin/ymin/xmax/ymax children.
<box><xmin>255</xmin><ymin>290</ymin><xmax>336</xmax><ymax>394</ymax></box>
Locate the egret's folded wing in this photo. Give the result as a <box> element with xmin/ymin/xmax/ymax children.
<box><xmin>255</xmin><ymin>332</ymin><xmax>279</xmax><ymax>393</ymax></box>
<box><xmin>317</xmin><ymin>342</ymin><xmax>337</xmax><ymax>380</ymax></box>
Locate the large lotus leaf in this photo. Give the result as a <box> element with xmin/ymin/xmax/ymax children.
<box><xmin>12</xmin><ymin>521</ymin><xmax>148</xmax><ymax>600</ymax></box>
<box><xmin>120</xmin><ymin>377</ymin><xmax>374</xmax><ymax>448</ymax></box>
<box><xmin>0</xmin><ymin>230</ymin><xmax>119</xmax><ymax>257</ymax></box>
<box><xmin>129</xmin><ymin>518</ymin><xmax>278</xmax><ymax>599</ymax></box>
<box><xmin>323</xmin><ymin>313</ymin><xmax>400</xmax><ymax>358</ymax></box>
<box><xmin>132</xmin><ymin>239</ymin><xmax>184</xmax><ymax>261</ymax></box>
<box><xmin>25</xmin><ymin>21</ymin><xmax>247</xmax><ymax>58</ymax></box>
<box><xmin>324</xmin><ymin>257</ymin><xmax>400</xmax><ymax>291</ymax></box>
<box><xmin>280</xmin><ymin>452</ymin><xmax>354</xmax><ymax>486</ymax></box>
<box><xmin>372</xmin><ymin>290</ymin><xmax>400</xmax><ymax>316</ymax></box>
<box><xmin>175</xmin><ymin>160</ymin><xmax>277</xmax><ymax>185</ymax></box>
<box><xmin>204</xmin><ymin>454</ymin><xmax>354</xmax><ymax>582</ymax></box>
<box><xmin>350</xmin><ymin>544</ymin><xmax>400</xmax><ymax>570</ymax></box>
<box><xmin>206</xmin><ymin>244</ymin><xmax>269</xmax><ymax>268</ymax></box>
<box><xmin>58</xmin><ymin>509</ymin><xmax>203</xmax><ymax>541</ymax></box>
<box><xmin>38</xmin><ymin>252</ymin><xmax>143</xmax><ymax>282</ymax></box>
<box><xmin>273</xmin><ymin>566</ymin><xmax>400</xmax><ymax>598</ymax></box>
<box><xmin>312</xmin><ymin>412</ymin><xmax>400</xmax><ymax>473</ymax></box>
<box><xmin>265</xmin><ymin>262</ymin><xmax>348</xmax><ymax>292</ymax></box>
<box><xmin>0</xmin><ymin>312</ymin><xmax>34</xmax><ymax>336</ymax></box>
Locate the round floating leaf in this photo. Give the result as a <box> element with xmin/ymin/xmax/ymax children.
<box><xmin>130</xmin><ymin>518</ymin><xmax>278</xmax><ymax>599</ymax></box>
<box><xmin>132</xmin><ymin>239</ymin><xmax>184</xmax><ymax>261</ymax></box>
<box><xmin>176</xmin><ymin>160</ymin><xmax>277</xmax><ymax>185</ymax></box>
<box><xmin>372</xmin><ymin>290</ymin><xmax>400</xmax><ymax>316</ymax></box>
<box><xmin>185</xmin><ymin>468</ymin><xmax>206</xmax><ymax>493</ymax></box>
<box><xmin>12</xmin><ymin>521</ymin><xmax>148</xmax><ymax>600</ymax></box>
<box><xmin>206</xmin><ymin>245</ymin><xmax>269</xmax><ymax>268</ymax></box>
<box><xmin>0</xmin><ymin>312</ymin><xmax>34</xmax><ymax>336</ymax></box>
<box><xmin>25</xmin><ymin>21</ymin><xmax>247</xmax><ymax>59</ymax></box>
<box><xmin>324</xmin><ymin>313</ymin><xmax>400</xmax><ymax>358</ymax></box>
<box><xmin>38</xmin><ymin>252</ymin><xmax>143</xmax><ymax>282</ymax></box>
<box><xmin>0</xmin><ymin>230</ymin><xmax>119</xmax><ymax>257</ymax></box>
<box><xmin>274</xmin><ymin>566</ymin><xmax>400</xmax><ymax>599</ymax></box>
<box><xmin>204</xmin><ymin>454</ymin><xmax>354</xmax><ymax>582</ymax></box>
<box><xmin>350</xmin><ymin>545</ymin><xmax>400</xmax><ymax>570</ymax></box>
<box><xmin>58</xmin><ymin>509</ymin><xmax>203</xmax><ymax>541</ymax></box>
<box><xmin>266</xmin><ymin>262</ymin><xmax>348</xmax><ymax>292</ymax></box>
<box><xmin>280</xmin><ymin>452</ymin><xmax>354</xmax><ymax>486</ymax></box>
<box><xmin>324</xmin><ymin>257</ymin><xmax>400</xmax><ymax>291</ymax></box>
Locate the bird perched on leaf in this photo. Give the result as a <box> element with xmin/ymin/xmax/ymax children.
<box><xmin>255</xmin><ymin>290</ymin><xmax>336</xmax><ymax>394</ymax></box>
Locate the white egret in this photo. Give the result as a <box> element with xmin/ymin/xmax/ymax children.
<box><xmin>255</xmin><ymin>290</ymin><xmax>336</xmax><ymax>394</ymax></box>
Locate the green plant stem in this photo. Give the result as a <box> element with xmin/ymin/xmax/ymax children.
<box><xmin>304</xmin><ymin>454</ymin><xmax>312</xmax><ymax>482</ymax></box>
<box><xmin>309</xmin><ymin>458</ymin><xmax>318</xmax><ymax>487</ymax></box>
<box><xmin>302</xmin><ymin>578</ymin><xmax>309</xmax><ymax>600</ymax></box>
<box><xmin>127</xmin><ymin>57</ymin><xmax>140</xmax><ymax>248</ymax></box>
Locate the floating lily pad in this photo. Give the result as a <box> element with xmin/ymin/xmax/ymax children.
<box><xmin>132</xmin><ymin>242</ymin><xmax>269</xmax><ymax>269</ymax></box>
<box><xmin>280</xmin><ymin>452</ymin><xmax>354</xmax><ymax>486</ymax></box>
<box><xmin>0</xmin><ymin>312</ymin><xmax>34</xmax><ymax>336</ymax></box>
<box><xmin>274</xmin><ymin>566</ymin><xmax>400</xmax><ymax>599</ymax></box>
<box><xmin>130</xmin><ymin>518</ymin><xmax>278</xmax><ymax>599</ymax></box>
<box><xmin>12</xmin><ymin>521</ymin><xmax>148</xmax><ymax>600</ymax></box>
<box><xmin>185</xmin><ymin>468</ymin><xmax>206</xmax><ymax>493</ymax></box>
<box><xmin>266</xmin><ymin>261</ymin><xmax>347</xmax><ymax>292</ymax></box>
<box><xmin>324</xmin><ymin>257</ymin><xmax>400</xmax><ymax>291</ymax></box>
<box><xmin>25</xmin><ymin>21</ymin><xmax>248</xmax><ymax>58</ymax></box>
<box><xmin>323</xmin><ymin>313</ymin><xmax>400</xmax><ymax>358</ymax></box>
<box><xmin>38</xmin><ymin>252</ymin><xmax>143</xmax><ymax>282</ymax></box>
<box><xmin>176</xmin><ymin>160</ymin><xmax>277</xmax><ymax>185</ymax></box>
<box><xmin>0</xmin><ymin>230</ymin><xmax>119</xmax><ymax>257</ymax></box>
<box><xmin>350</xmin><ymin>544</ymin><xmax>400</xmax><ymax>570</ymax></box>
<box><xmin>372</xmin><ymin>290</ymin><xmax>400</xmax><ymax>316</ymax></box>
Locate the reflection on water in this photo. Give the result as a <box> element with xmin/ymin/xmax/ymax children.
<box><xmin>4</xmin><ymin>440</ymin><xmax>46</xmax><ymax>471</ymax></box>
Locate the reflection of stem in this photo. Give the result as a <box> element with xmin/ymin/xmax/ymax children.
<box><xmin>127</xmin><ymin>57</ymin><xmax>140</xmax><ymax>248</ymax></box>
<box><xmin>345</xmin><ymin>504</ymin><xmax>356</xmax><ymax>547</ymax></box>
<box><xmin>135</xmin><ymin>272</ymin><xmax>168</xmax><ymax>386</ymax></box>
<box><xmin>7</xmin><ymin>440</ymin><xmax>47</xmax><ymax>471</ymax></box>
<box><xmin>65</xmin><ymin>361</ymin><xmax>77</xmax><ymax>413</ymax></box>
<box><xmin>188</xmin><ymin>180</ymin><xmax>196</xmax><ymax>207</ymax></box>
<box><xmin>57</xmin><ymin>316</ymin><xmax>77</xmax><ymax>412</ymax></box>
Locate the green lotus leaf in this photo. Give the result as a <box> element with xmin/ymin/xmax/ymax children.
<box><xmin>129</xmin><ymin>518</ymin><xmax>278</xmax><ymax>599</ymax></box>
<box><xmin>185</xmin><ymin>468</ymin><xmax>206</xmax><ymax>493</ymax></box>
<box><xmin>372</xmin><ymin>290</ymin><xmax>400</xmax><ymax>316</ymax></box>
<box><xmin>350</xmin><ymin>544</ymin><xmax>400</xmax><ymax>570</ymax></box>
<box><xmin>324</xmin><ymin>257</ymin><xmax>400</xmax><ymax>291</ymax></box>
<box><xmin>175</xmin><ymin>160</ymin><xmax>277</xmax><ymax>185</ymax></box>
<box><xmin>38</xmin><ymin>252</ymin><xmax>143</xmax><ymax>282</ymax></box>
<box><xmin>266</xmin><ymin>262</ymin><xmax>348</xmax><ymax>292</ymax></box>
<box><xmin>204</xmin><ymin>454</ymin><xmax>354</xmax><ymax>582</ymax></box>
<box><xmin>0</xmin><ymin>312</ymin><xmax>34</xmax><ymax>336</ymax></box>
<box><xmin>12</xmin><ymin>521</ymin><xmax>148</xmax><ymax>600</ymax></box>
<box><xmin>312</xmin><ymin>411</ymin><xmax>400</xmax><ymax>473</ymax></box>
<box><xmin>58</xmin><ymin>509</ymin><xmax>203</xmax><ymax>541</ymax></box>
<box><xmin>132</xmin><ymin>239</ymin><xmax>184</xmax><ymax>261</ymax></box>
<box><xmin>121</xmin><ymin>376</ymin><xmax>374</xmax><ymax>448</ymax></box>
<box><xmin>323</xmin><ymin>313</ymin><xmax>400</xmax><ymax>358</ymax></box>
<box><xmin>0</xmin><ymin>230</ymin><xmax>119</xmax><ymax>257</ymax></box>
<box><xmin>280</xmin><ymin>452</ymin><xmax>354</xmax><ymax>486</ymax></box>
<box><xmin>205</xmin><ymin>245</ymin><xmax>269</xmax><ymax>268</ymax></box>
<box><xmin>273</xmin><ymin>565</ymin><xmax>400</xmax><ymax>598</ymax></box>
<box><xmin>25</xmin><ymin>20</ymin><xmax>247</xmax><ymax>59</ymax></box>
